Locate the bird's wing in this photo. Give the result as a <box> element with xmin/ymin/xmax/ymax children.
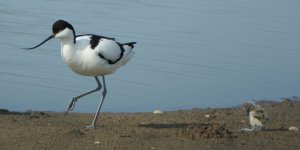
<box><xmin>89</xmin><ymin>35</ymin><xmax>124</xmax><ymax>64</ymax></box>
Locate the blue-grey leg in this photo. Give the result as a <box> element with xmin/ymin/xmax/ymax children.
<box><xmin>86</xmin><ymin>76</ymin><xmax>107</xmax><ymax>129</ymax></box>
<box><xmin>66</xmin><ymin>76</ymin><xmax>102</xmax><ymax>113</ymax></box>
<box><xmin>240</xmin><ymin>126</ymin><xmax>255</xmax><ymax>132</ymax></box>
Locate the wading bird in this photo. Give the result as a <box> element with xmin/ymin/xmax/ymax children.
<box><xmin>24</xmin><ymin>20</ymin><xmax>136</xmax><ymax>128</ymax></box>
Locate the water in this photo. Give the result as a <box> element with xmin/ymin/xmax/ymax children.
<box><xmin>1</xmin><ymin>0</ymin><xmax>300</xmax><ymax>112</ymax></box>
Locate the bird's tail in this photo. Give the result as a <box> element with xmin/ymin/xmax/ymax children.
<box><xmin>122</xmin><ymin>42</ymin><xmax>136</xmax><ymax>58</ymax></box>
<box><xmin>118</xmin><ymin>42</ymin><xmax>136</xmax><ymax>66</ymax></box>
<box><xmin>122</xmin><ymin>42</ymin><xmax>137</xmax><ymax>48</ymax></box>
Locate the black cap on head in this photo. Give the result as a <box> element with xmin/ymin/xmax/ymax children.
<box><xmin>52</xmin><ymin>20</ymin><xmax>75</xmax><ymax>36</ymax></box>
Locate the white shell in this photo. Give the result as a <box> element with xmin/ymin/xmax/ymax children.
<box><xmin>289</xmin><ymin>126</ymin><xmax>299</xmax><ymax>132</ymax></box>
<box><xmin>153</xmin><ymin>109</ymin><xmax>163</xmax><ymax>114</ymax></box>
<box><xmin>204</xmin><ymin>114</ymin><xmax>210</xmax><ymax>118</ymax></box>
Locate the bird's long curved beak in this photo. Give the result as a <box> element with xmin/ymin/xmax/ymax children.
<box><xmin>22</xmin><ymin>35</ymin><xmax>54</xmax><ymax>50</ymax></box>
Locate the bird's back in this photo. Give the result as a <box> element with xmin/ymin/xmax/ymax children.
<box><xmin>65</xmin><ymin>35</ymin><xmax>136</xmax><ymax>76</ymax></box>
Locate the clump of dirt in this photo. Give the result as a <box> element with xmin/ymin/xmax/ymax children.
<box><xmin>65</xmin><ymin>129</ymin><xmax>85</xmax><ymax>138</ymax></box>
<box><xmin>29</xmin><ymin>112</ymin><xmax>50</xmax><ymax>119</ymax></box>
<box><xmin>182</xmin><ymin>123</ymin><xmax>232</xmax><ymax>140</ymax></box>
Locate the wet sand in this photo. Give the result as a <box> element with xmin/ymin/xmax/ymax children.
<box><xmin>0</xmin><ymin>99</ymin><xmax>299</xmax><ymax>150</ymax></box>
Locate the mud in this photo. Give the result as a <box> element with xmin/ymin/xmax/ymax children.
<box><xmin>0</xmin><ymin>99</ymin><xmax>299</xmax><ymax>150</ymax></box>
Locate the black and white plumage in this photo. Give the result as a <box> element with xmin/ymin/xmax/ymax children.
<box><xmin>24</xmin><ymin>20</ymin><xmax>136</xmax><ymax>128</ymax></box>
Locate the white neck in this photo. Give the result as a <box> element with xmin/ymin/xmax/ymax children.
<box><xmin>60</xmin><ymin>38</ymin><xmax>76</xmax><ymax>64</ymax></box>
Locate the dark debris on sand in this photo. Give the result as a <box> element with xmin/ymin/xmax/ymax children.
<box><xmin>182</xmin><ymin>123</ymin><xmax>232</xmax><ymax>139</ymax></box>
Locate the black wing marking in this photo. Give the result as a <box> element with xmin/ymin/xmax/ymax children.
<box><xmin>114</xmin><ymin>42</ymin><xmax>125</xmax><ymax>64</ymax></box>
<box><xmin>76</xmin><ymin>34</ymin><xmax>115</xmax><ymax>40</ymax></box>
<box><xmin>87</xmin><ymin>34</ymin><xmax>115</xmax><ymax>50</ymax></box>
<box><xmin>90</xmin><ymin>35</ymin><xmax>101</xmax><ymax>50</ymax></box>
<box><xmin>98</xmin><ymin>53</ymin><xmax>114</xmax><ymax>64</ymax></box>
<box><xmin>122</xmin><ymin>42</ymin><xmax>137</xmax><ymax>48</ymax></box>
<box><xmin>83</xmin><ymin>34</ymin><xmax>136</xmax><ymax>65</ymax></box>
<box><xmin>97</xmin><ymin>42</ymin><xmax>124</xmax><ymax>65</ymax></box>
<box><xmin>106</xmin><ymin>42</ymin><xmax>136</xmax><ymax>64</ymax></box>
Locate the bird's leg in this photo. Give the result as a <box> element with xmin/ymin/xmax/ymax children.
<box><xmin>66</xmin><ymin>77</ymin><xmax>102</xmax><ymax>113</ymax></box>
<box><xmin>240</xmin><ymin>125</ymin><xmax>255</xmax><ymax>132</ymax></box>
<box><xmin>86</xmin><ymin>76</ymin><xmax>107</xmax><ymax>129</ymax></box>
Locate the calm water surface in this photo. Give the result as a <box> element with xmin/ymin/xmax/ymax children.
<box><xmin>1</xmin><ymin>0</ymin><xmax>300</xmax><ymax>112</ymax></box>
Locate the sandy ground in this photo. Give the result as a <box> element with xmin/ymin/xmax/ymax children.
<box><xmin>0</xmin><ymin>99</ymin><xmax>299</xmax><ymax>150</ymax></box>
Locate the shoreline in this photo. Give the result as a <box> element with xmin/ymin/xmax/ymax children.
<box><xmin>0</xmin><ymin>98</ymin><xmax>299</xmax><ymax>150</ymax></box>
<box><xmin>1</xmin><ymin>97</ymin><xmax>298</xmax><ymax>115</ymax></box>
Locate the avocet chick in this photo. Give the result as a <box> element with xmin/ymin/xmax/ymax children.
<box><xmin>240</xmin><ymin>101</ymin><xmax>268</xmax><ymax>132</ymax></box>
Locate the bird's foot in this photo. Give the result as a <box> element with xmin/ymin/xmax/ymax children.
<box><xmin>85</xmin><ymin>124</ymin><xmax>95</xmax><ymax>129</ymax></box>
<box><xmin>240</xmin><ymin>128</ymin><xmax>254</xmax><ymax>132</ymax></box>
<box><xmin>85</xmin><ymin>120</ymin><xmax>96</xmax><ymax>129</ymax></box>
<box><xmin>66</xmin><ymin>97</ymin><xmax>77</xmax><ymax>114</ymax></box>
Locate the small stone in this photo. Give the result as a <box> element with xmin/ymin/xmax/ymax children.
<box><xmin>94</xmin><ymin>141</ymin><xmax>100</xmax><ymax>144</ymax></box>
<box><xmin>153</xmin><ymin>109</ymin><xmax>163</xmax><ymax>114</ymax></box>
<box><xmin>204</xmin><ymin>114</ymin><xmax>210</xmax><ymax>118</ymax></box>
<box><xmin>289</xmin><ymin>126</ymin><xmax>299</xmax><ymax>132</ymax></box>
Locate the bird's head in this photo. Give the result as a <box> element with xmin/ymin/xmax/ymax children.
<box><xmin>23</xmin><ymin>20</ymin><xmax>76</xmax><ymax>50</ymax></box>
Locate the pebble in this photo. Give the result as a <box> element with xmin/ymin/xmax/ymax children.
<box><xmin>94</xmin><ymin>141</ymin><xmax>100</xmax><ymax>144</ymax></box>
<box><xmin>288</xmin><ymin>126</ymin><xmax>299</xmax><ymax>132</ymax></box>
<box><xmin>153</xmin><ymin>109</ymin><xmax>163</xmax><ymax>114</ymax></box>
<box><xmin>204</xmin><ymin>114</ymin><xmax>210</xmax><ymax>118</ymax></box>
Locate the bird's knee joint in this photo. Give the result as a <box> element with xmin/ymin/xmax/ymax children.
<box><xmin>103</xmin><ymin>89</ymin><xmax>107</xmax><ymax>95</ymax></box>
<box><xmin>96</xmin><ymin>86</ymin><xmax>102</xmax><ymax>91</ymax></box>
